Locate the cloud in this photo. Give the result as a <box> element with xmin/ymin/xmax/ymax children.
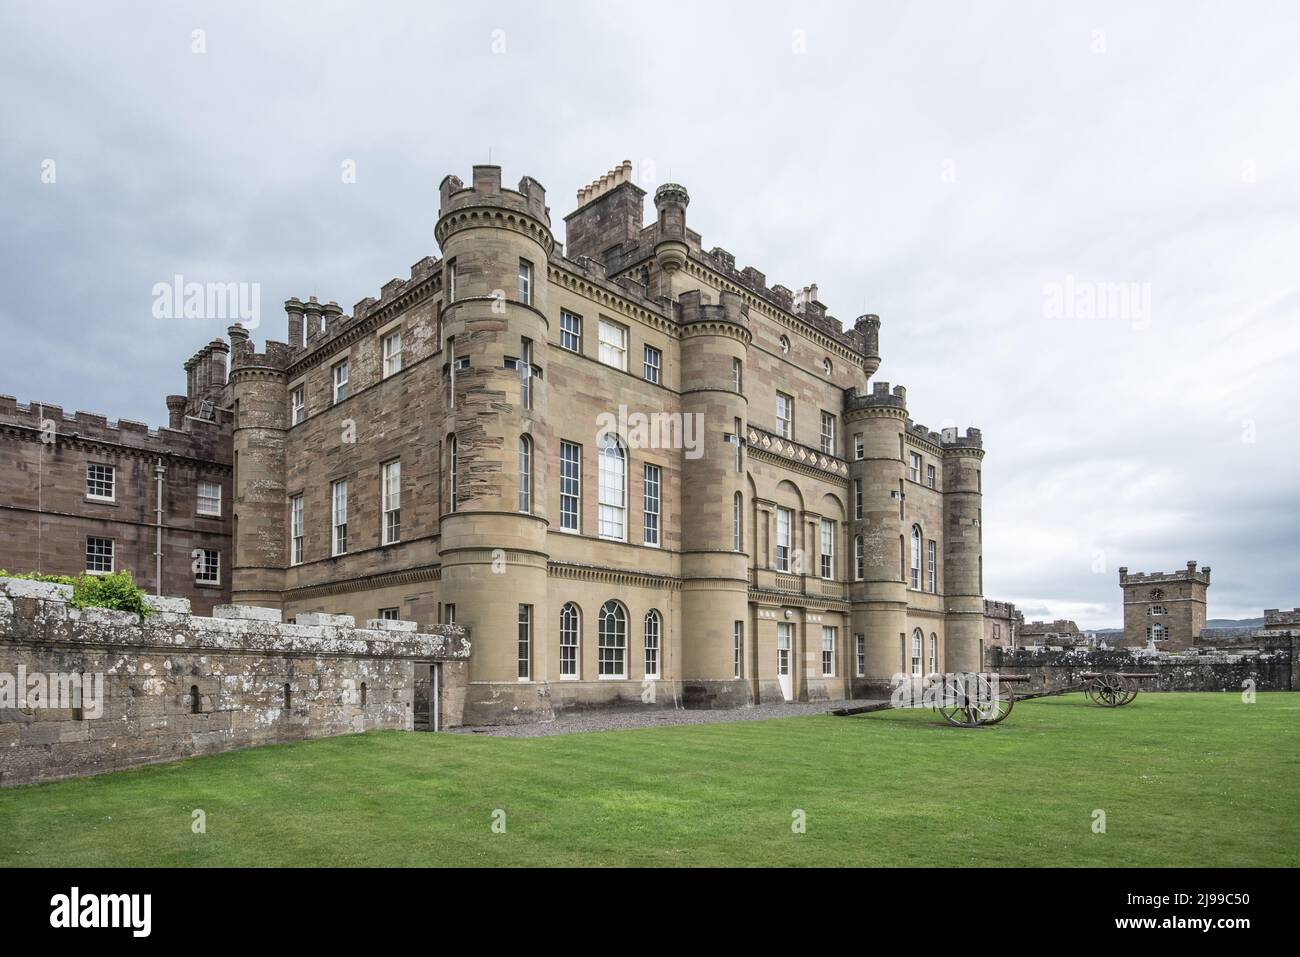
<box><xmin>1</xmin><ymin>0</ymin><xmax>1297</xmax><ymax>627</ymax></box>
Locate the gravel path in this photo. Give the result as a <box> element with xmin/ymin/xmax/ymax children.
<box><xmin>450</xmin><ymin>698</ymin><xmax>889</xmax><ymax>738</ymax></box>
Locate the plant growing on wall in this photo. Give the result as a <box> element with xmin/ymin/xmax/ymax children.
<box><xmin>0</xmin><ymin>569</ymin><xmax>154</xmax><ymax>618</ymax></box>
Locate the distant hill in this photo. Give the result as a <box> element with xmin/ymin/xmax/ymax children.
<box><xmin>1206</xmin><ymin>618</ymin><xmax>1264</xmax><ymax>629</ymax></box>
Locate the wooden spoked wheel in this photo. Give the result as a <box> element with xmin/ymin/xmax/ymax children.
<box><xmin>1085</xmin><ymin>673</ymin><xmax>1135</xmax><ymax>707</ymax></box>
<box><xmin>938</xmin><ymin>675</ymin><xmax>1015</xmax><ymax>727</ymax></box>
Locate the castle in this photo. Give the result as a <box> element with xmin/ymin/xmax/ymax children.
<box><xmin>0</xmin><ymin>160</ymin><xmax>988</xmax><ymax>725</ymax></box>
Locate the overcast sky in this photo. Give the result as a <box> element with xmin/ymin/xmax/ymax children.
<box><xmin>2</xmin><ymin>1</ymin><xmax>1297</xmax><ymax>626</ymax></box>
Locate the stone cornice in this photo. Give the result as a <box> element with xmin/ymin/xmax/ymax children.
<box><xmin>549</xmin><ymin>262</ymin><xmax>676</xmax><ymax>338</ymax></box>
<box><xmin>548</xmin><ymin>560</ymin><xmax>681</xmax><ymax>591</ymax></box>
<box><xmin>746</xmin><ymin>425</ymin><xmax>850</xmax><ymax>481</ymax></box>
<box><xmin>288</xmin><ymin>276</ymin><xmax>439</xmax><ymax>378</ymax></box>
<box><xmin>435</xmin><ymin>205</ymin><xmax>556</xmax><ymax>257</ymax></box>
<box><xmin>0</xmin><ymin>421</ymin><xmax>231</xmax><ymax>469</ymax></box>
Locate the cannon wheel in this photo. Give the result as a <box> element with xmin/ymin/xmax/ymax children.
<box><xmin>1085</xmin><ymin>673</ymin><xmax>1132</xmax><ymax>707</ymax></box>
<box><xmin>938</xmin><ymin>675</ymin><xmax>1014</xmax><ymax>727</ymax></box>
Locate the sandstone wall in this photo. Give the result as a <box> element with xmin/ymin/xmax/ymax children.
<box><xmin>0</xmin><ymin>578</ymin><xmax>470</xmax><ymax>786</ymax></box>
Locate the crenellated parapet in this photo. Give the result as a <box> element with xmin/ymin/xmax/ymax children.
<box><xmin>1119</xmin><ymin>561</ymin><xmax>1212</xmax><ymax>586</ymax></box>
<box><xmin>436</xmin><ymin>165</ymin><xmax>553</xmax><ymax>256</ymax></box>
<box><xmin>676</xmin><ymin>288</ymin><xmax>752</xmax><ymax>344</ymax></box>
<box><xmin>940</xmin><ymin>426</ymin><xmax>985</xmax><ymax>456</ymax></box>
<box><xmin>844</xmin><ymin>381</ymin><xmax>908</xmax><ymax>418</ymax></box>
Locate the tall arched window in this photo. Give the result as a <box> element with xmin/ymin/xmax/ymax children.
<box><xmin>559</xmin><ymin>602</ymin><xmax>580</xmax><ymax>679</ymax></box>
<box><xmin>855</xmin><ymin>535</ymin><xmax>864</xmax><ymax>580</ymax></box>
<box><xmin>929</xmin><ymin>633</ymin><xmax>938</xmax><ymax>674</ymax></box>
<box><xmin>1149</xmin><ymin>622</ymin><xmax>1166</xmax><ymax>642</ymax></box>
<box><xmin>911</xmin><ymin>629</ymin><xmax>923</xmax><ymax>677</ymax></box>
<box><xmin>598</xmin><ymin>434</ymin><xmax>626</xmax><ymax>540</ymax></box>
<box><xmin>910</xmin><ymin>525</ymin><xmax>922</xmax><ymax>589</ymax></box>
<box><xmin>732</xmin><ymin>491</ymin><xmax>742</xmax><ymax>552</ymax></box>
<box><xmin>644</xmin><ymin>609</ymin><xmax>662</xmax><ymax>679</ymax></box>
<box><xmin>518</xmin><ymin>435</ymin><xmax>532</xmax><ymax>513</ymax></box>
<box><xmin>598</xmin><ymin>600</ymin><xmax>627</xmax><ymax>677</ymax></box>
<box><xmin>448</xmin><ymin>434</ymin><xmax>458</xmax><ymax>513</ymax></box>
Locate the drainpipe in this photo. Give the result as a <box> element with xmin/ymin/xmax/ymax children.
<box><xmin>153</xmin><ymin>458</ymin><xmax>166</xmax><ymax>595</ymax></box>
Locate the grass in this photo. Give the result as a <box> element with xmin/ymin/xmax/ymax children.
<box><xmin>1</xmin><ymin>692</ymin><xmax>1296</xmax><ymax>867</ymax></box>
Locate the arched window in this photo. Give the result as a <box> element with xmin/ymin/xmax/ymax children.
<box><xmin>560</xmin><ymin>602</ymin><xmax>580</xmax><ymax>679</ymax></box>
<box><xmin>1149</xmin><ymin>622</ymin><xmax>1166</xmax><ymax>642</ymax></box>
<box><xmin>518</xmin><ymin>435</ymin><xmax>532</xmax><ymax>513</ymax></box>
<box><xmin>598</xmin><ymin>600</ymin><xmax>627</xmax><ymax>677</ymax></box>
<box><xmin>855</xmin><ymin>535</ymin><xmax>864</xmax><ymax>580</ymax></box>
<box><xmin>448</xmin><ymin>434</ymin><xmax>458</xmax><ymax>513</ymax></box>
<box><xmin>732</xmin><ymin>491</ymin><xmax>742</xmax><ymax>552</ymax></box>
<box><xmin>190</xmin><ymin>685</ymin><xmax>201</xmax><ymax>714</ymax></box>
<box><xmin>910</xmin><ymin>525</ymin><xmax>922</xmax><ymax>589</ymax></box>
<box><xmin>911</xmin><ymin>629</ymin><xmax>923</xmax><ymax>677</ymax></box>
<box><xmin>644</xmin><ymin>610</ymin><xmax>662</xmax><ymax>679</ymax></box>
<box><xmin>929</xmin><ymin>633</ymin><xmax>938</xmax><ymax>674</ymax></box>
<box><xmin>779</xmin><ymin>335</ymin><xmax>790</xmax><ymax>354</ymax></box>
<box><xmin>597</xmin><ymin>434</ymin><xmax>626</xmax><ymax>540</ymax></box>
<box><xmin>360</xmin><ymin>682</ymin><xmax>368</xmax><ymax>707</ymax></box>
<box><xmin>283</xmin><ymin>683</ymin><xmax>292</xmax><ymax>712</ymax></box>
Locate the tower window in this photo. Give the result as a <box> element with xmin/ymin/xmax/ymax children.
<box><xmin>518</xmin><ymin>259</ymin><xmax>533</xmax><ymax>305</ymax></box>
<box><xmin>518</xmin><ymin>435</ymin><xmax>532</xmax><ymax>513</ymax></box>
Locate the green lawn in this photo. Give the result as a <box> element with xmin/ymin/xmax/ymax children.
<box><xmin>1</xmin><ymin>692</ymin><xmax>1296</xmax><ymax>867</ymax></box>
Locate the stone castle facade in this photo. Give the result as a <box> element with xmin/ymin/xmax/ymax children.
<box><xmin>1119</xmin><ymin>560</ymin><xmax>1210</xmax><ymax>651</ymax></box>
<box><xmin>0</xmin><ymin>160</ymin><xmax>988</xmax><ymax>725</ymax></box>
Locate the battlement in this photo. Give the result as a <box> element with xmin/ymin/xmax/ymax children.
<box><xmin>940</xmin><ymin>426</ymin><xmax>984</xmax><ymax>451</ymax></box>
<box><xmin>844</xmin><ymin>381</ymin><xmax>908</xmax><ymax>411</ymax></box>
<box><xmin>439</xmin><ymin>165</ymin><xmax>550</xmax><ymax>226</ymax></box>
<box><xmin>677</xmin><ymin>288</ymin><xmax>749</xmax><ymax>329</ymax></box>
<box><xmin>984</xmin><ymin>599</ymin><xmax>1020</xmax><ymax>618</ymax></box>
<box><xmin>1118</xmin><ymin>561</ymin><xmax>1212</xmax><ymax>585</ymax></box>
<box><xmin>0</xmin><ymin>395</ymin><xmax>230</xmax><ymax>460</ymax></box>
<box><xmin>228</xmin><ymin>323</ymin><xmax>293</xmax><ymax>372</ymax></box>
<box><xmin>906</xmin><ymin>420</ymin><xmax>945</xmax><ymax>447</ymax></box>
<box><xmin>1264</xmin><ymin>608</ymin><xmax>1300</xmax><ymax>628</ymax></box>
<box><xmin>1021</xmin><ymin>619</ymin><xmax>1081</xmax><ymax>636</ymax></box>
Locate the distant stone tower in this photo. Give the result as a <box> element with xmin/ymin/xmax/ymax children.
<box><xmin>435</xmin><ymin>165</ymin><xmax>555</xmax><ymax>720</ymax></box>
<box><xmin>1119</xmin><ymin>561</ymin><xmax>1210</xmax><ymax>651</ymax></box>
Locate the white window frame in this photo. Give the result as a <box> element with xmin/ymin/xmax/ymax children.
<box><xmin>447</xmin><ymin>435</ymin><xmax>457</xmax><ymax>513</ymax></box>
<box><xmin>855</xmin><ymin>535</ymin><xmax>865</xmax><ymax>580</ymax></box>
<box><xmin>643</xmin><ymin>463</ymin><xmax>661</xmax><ymax>547</ymax></box>
<box><xmin>732</xmin><ymin>357</ymin><xmax>742</xmax><ymax>393</ymax></box>
<box><xmin>854</xmin><ymin>433</ymin><xmax>864</xmax><ymax>460</ymax></box>
<box><xmin>820</xmin><ymin>518</ymin><xmax>835</xmax><ymax>580</ymax></box>
<box><xmin>820</xmin><ymin>411</ymin><xmax>835</xmax><ymax>455</ymax></box>
<box><xmin>732</xmin><ymin>491</ymin><xmax>742</xmax><ymax>552</ymax></box>
<box><xmin>775</xmin><ymin>392</ymin><xmax>793</xmax><ymax>439</ymax></box>
<box><xmin>332</xmin><ymin>360</ymin><xmax>349</xmax><ymax>404</ymax></box>
<box><xmin>643</xmin><ymin>344</ymin><xmax>661</xmax><ymax>384</ymax></box>
<box><xmin>518</xmin><ymin>435</ymin><xmax>532</xmax><ymax>513</ymax></box>
<box><xmin>381</xmin><ymin>460</ymin><xmax>401</xmax><ymax>545</ymax></box>
<box><xmin>644</xmin><ymin>610</ymin><xmax>661</xmax><ymax>679</ymax></box>
<box><xmin>197</xmin><ymin>480</ymin><xmax>222</xmax><ymax>517</ymax></box>
<box><xmin>910</xmin><ymin>525</ymin><xmax>922</xmax><ymax>589</ymax></box>
<box><xmin>560</xmin><ymin>602</ymin><xmax>580</xmax><ymax>679</ymax></box>
<box><xmin>854</xmin><ymin>479</ymin><xmax>863</xmax><ymax>520</ymax></box>
<box><xmin>927</xmin><ymin>539</ymin><xmax>937</xmax><ymax>592</ymax></box>
<box><xmin>85</xmin><ymin>536</ymin><xmax>114</xmax><ymax>574</ymax></box>
<box><xmin>331</xmin><ymin>479</ymin><xmax>348</xmax><ymax>556</ymax></box>
<box><xmin>822</xmin><ymin>626</ymin><xmax>835</xmax><ymax>677</ymax></box>
<box><xmin>290</xmin><ymin>386</ymin><xmax>305</xmax><ymax>425</ymax></box>
<box><xmin>290</xmin><ymin>494</ymin><xmax>304</xmax><ymax>565</ymax></box>
<box><xmin>929</xmin><ymin>634</ymin><xmax>938</xmax><ymax>674</ymax></box>
<box><xmin>598</xmin><ymin>600</ymin><xmax>627</xmax><ymax>679</ymax></box>
<box><xmin>382</xmin><ymin>330</ymin><xmax>403</xmax><ymax>378</ymax></box>
<box><xmin>597</xmin><ymin>433</ymin><xmax>626</xmax><ymax>541</ymax></box>
<box><xmin>86</xmin><ymin>463</ymin><xmax>115</xmax><ymax>502</ymax></box>
<box><xmin>518</xmin><ymin>259</ymin><xmax>533</xmax><ymax>305</ymax></box>
<box><xmin>597</xmin><ymin>319</ymin><xmax>628</xmax><ymax>371</ymax></box>
<box><xmin>560</xmin><ymin>440</ymin><xmax>581</xmax><ymax>532</ymax></box>
<box><xmin>775</xmin><ymin>506</ymin><xmax>792</xmax><ymax>572</ymax></box>
<box><xmin>560</xmin><ymin>310</ymin><xmax>582</xmax><ymax>353</ymax></box>
<box><xmin>909</xmin><ymin>451</ymin><xmax>922</xmax><ymax>483</ymax></box>
<box><xmin>911</xmin><ymin>630</ymin><xmax>923</xmax><ymax>677</ymax></box>
<box><xmin>195</xmin><ymin>548</ymin><xmax>220</xmax><ymax>585</ymax></box>
<box><xmin>517</xmin><ymin>603</ymin><xmax>532</xmax><ymax>681</ymax></box>
<box><xmin>446</xmin><ymin>258</ymin><xmax>457</xmax><ymax>303</ymax></box>
<box><xmin>519</xmin><ymin>337</ymin><xmax>533</xmax><ymax>409</ymax></box>
<box><xmin>926</xmin><ymin>464</ymin><xmax>936</xmax><ymax>489</ymax></box>
<box><xmin>734</xmin><ymin>621</ymin><xmax>744</xmax><ymax>678</ymax></box>
<box><xmin>855</xmin><ymin>633</ymin><xmax>865</xmax><ymax>677</ymax></box>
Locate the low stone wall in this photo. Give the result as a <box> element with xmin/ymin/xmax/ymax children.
<box><xmin>986</xmin><ymin>638</ymin><xmax>1295</xmax><ymax>694</ymax></box>
<box><xmin>0</xmin><ymin>578</ymin><xmax>470</xmax><ymax>786</ymax></box>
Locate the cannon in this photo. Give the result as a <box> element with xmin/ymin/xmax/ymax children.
<box><xmin>934</xmin><ymin>673</ymin><xmax>1030</xmax><ymax>728</ymax></box>
<box><xmin>1076</xmin><ymin>672</ymin><xmax>1154</xmax><ymax>707</ymax></box>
